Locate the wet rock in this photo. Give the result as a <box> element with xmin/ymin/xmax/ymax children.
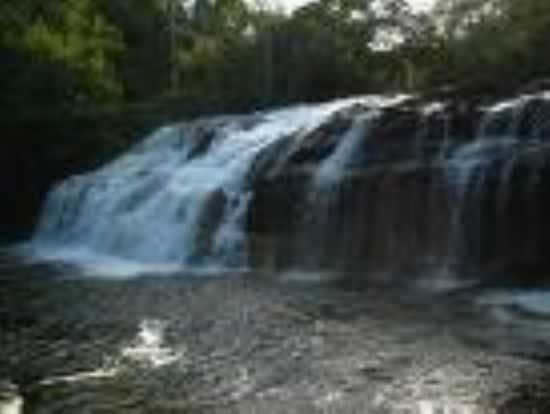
<box><xmin>246</xmin><ymin>95</ymin><xmax>550</xmax><ymax>280</ymax></box>
<box><xmin>517</xmin><ymin>98</ymin><xmax>550</xmax><ymax>140</ymax></box>
<box><xmin>520</xmin><ymin>78</ymin><xmax>550</xmax><ymax>94</ymax></box>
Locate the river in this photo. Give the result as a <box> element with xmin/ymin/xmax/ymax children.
<box><xmin>3</xmin><ymin>250</ymin><xmax>550</xmax><ymax>413</ymax></box>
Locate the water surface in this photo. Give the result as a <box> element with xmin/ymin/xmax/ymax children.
<box><xmin>3</xmin><ymin>252</ymin><xmax>550</xmax><ymax>413</ymax></box>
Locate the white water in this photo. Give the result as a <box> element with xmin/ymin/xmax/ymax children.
<box><xmin>479</xmin><ymin>290</ymin><xmax>550</xmax><ymax>316</ymax></box>
<box><xmin>24</xmin><ymin>96</ymin><xmax>404</xmax><ymax>276</ymax></box>
<box><xmin>121</xmin><ymin>319</ymin><xmax>183</xmax><ymax>368</ymax></box>
<box><xmin>36</xmin><ymin>318</ymin><xmax>182</xmax><ymax>390</ymax></box>
<box><xmin>0</xmin><ymin>381</ymin><xmax>22</xmax><ymax>414</ymax></box>
<box><xmin>314</xmin><ymin>111</ymin><xmax>380</xmax><ymax>189</ymax></box>
<box><xmin>295</xmin><ymin>111</ymin><xmax>381</xmax><ymax>269</ymax></box>
<box><xmin>23</xmin><ymin>92</ymin><xmax>550</xmax><ymax>278</ymax></box>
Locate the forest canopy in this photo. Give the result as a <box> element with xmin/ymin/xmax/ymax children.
<box><xmin>3</xmin><ymin>0</ymin><xmax>550</xmax><ymax>118</ymax></box>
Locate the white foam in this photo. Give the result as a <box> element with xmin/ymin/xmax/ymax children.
<box><xmin>17</xmin><ymin>243</ymin><xmax>182</xmax><ymax>278</ymax></box>
<box><xmin>422</xmin><ymin>102</ymin><xmax>446</xmax><ymax>115</ymax></box>
<box><xmin>0</xmin><ymin>396</ymin><xmax>23</xmax><ymax>414</ymax></box>
<box><xmin>38</xmin><ymin>368</ymin><xmax>118</xmax><ymax>386</ymax></box>
<box><xmin>121</xmin><ymin>319</ymin><xmax>183</xmax><ymax>368</ymax></box>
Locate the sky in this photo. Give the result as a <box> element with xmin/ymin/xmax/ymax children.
<box><xmin>276</xmin><ymin>0</ymin><xmax>437</xmax><ymax>13</ymax></box>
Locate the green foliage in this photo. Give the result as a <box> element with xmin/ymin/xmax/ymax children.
<box><xmin>97</xmin><ymin>0</ymin><xmax>174</xmax><ymax>99</ymax></box>
<box><xmin>1</xmin><ymin>0</ymin><xmax>124</xmax><ymax>107</ymax></box>
<box><xmin>3</xmin><ymin>0</ymin><xmax>550</xmax><ymax>119</ymax></box>
<box><xmin>428</xmin><ymin>0</ymin><xmax>550</xmax><ymax>93</ymax></box>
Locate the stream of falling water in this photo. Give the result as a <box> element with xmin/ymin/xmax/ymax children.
<box><xmin>298</xmin><ymin>111</ymin><xmax>381</xmax><ymax>270</ymax></box>
<box><xmin>21</xmin><ymin>96</ymin><xmax>406</xmax><ymax>276</ymax></box>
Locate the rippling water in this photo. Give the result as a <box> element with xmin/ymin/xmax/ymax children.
<box><xmin>2</xmin><ymin>252</ymin><xmax>550</xmax><ymax>413</ymax></box>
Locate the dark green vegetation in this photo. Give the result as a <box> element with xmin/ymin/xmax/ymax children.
<box><xmin>2</xmin><ymin>0</ymin><xmax>550</xmax><ymax>240</ymax></box>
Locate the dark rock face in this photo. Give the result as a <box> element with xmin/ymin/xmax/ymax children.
<box><xmin>246</xmin><ymin>90</ymin><xmax>550</xmax><ymax>282</ymax></box>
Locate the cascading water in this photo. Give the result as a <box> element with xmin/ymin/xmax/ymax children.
<box><xmin>20</xmin><ymin>90</ymin><xmax>550</xmax><ymax>281</ymax></box>
<box><xmin>24</xmin><ymin>96</ymin><xmax>403</xmax><ymax>275</ymax></box>
<box><xmin>314</xmin><ymin>112</ymin><xmax>380</xmax><ymax>189</ymax></box>
<box><xmin>298</xmin><ymin>111</ymin><xmax>381</xmax><ymax>270</ymax></box>
<box><xmin>444</xmin><ymin>138</ymin><xmax>518</xmax><ymax>268</ymax></box>
<box><xmin>445</xmin><ymin>97</ymin><xmax>525</xmax><ymax>268</ymax></box>
<box><xmin>441</xmin><ymin>92</ymin><xmax>550</xmax><ymax>276</ymax></box>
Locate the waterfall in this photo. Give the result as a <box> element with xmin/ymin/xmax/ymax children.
<box><xmin>314</xmin><ymin>112</ymin><xmax>380</xmax><ymax>189</ymax></box>
<box><xmin>445</xmin><ymin>139</ymin><xmax>517</xmax><ymax>268</ymax></box>
<box><xmin>23</xmin><ymin>96</ymin><xmax>402</xmax><ymax>275</ymax></box>
<box><xmin>297</xmin><ymin>111</ymin><xmax>380</xmax><ymax>270</ymax></box>
<box><xmin>442</xmin><ymin>92</ymin><xmax>550</xmax><ymax>275</ymax></box>
<box><xmin>20</xmin><ymin>91</ymin><xmax>550</xmax><ymax>281</ymax></box>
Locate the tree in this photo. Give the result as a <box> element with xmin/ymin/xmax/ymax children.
<box><xmin>2</xmin><ymin>0</ymin><xmax>124</xmax><ymax>105</ymax></box>
<box><xmin>426</xmin><ymin>0</ymin><xmax>550</xmax><ymax>89</ymax></box>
